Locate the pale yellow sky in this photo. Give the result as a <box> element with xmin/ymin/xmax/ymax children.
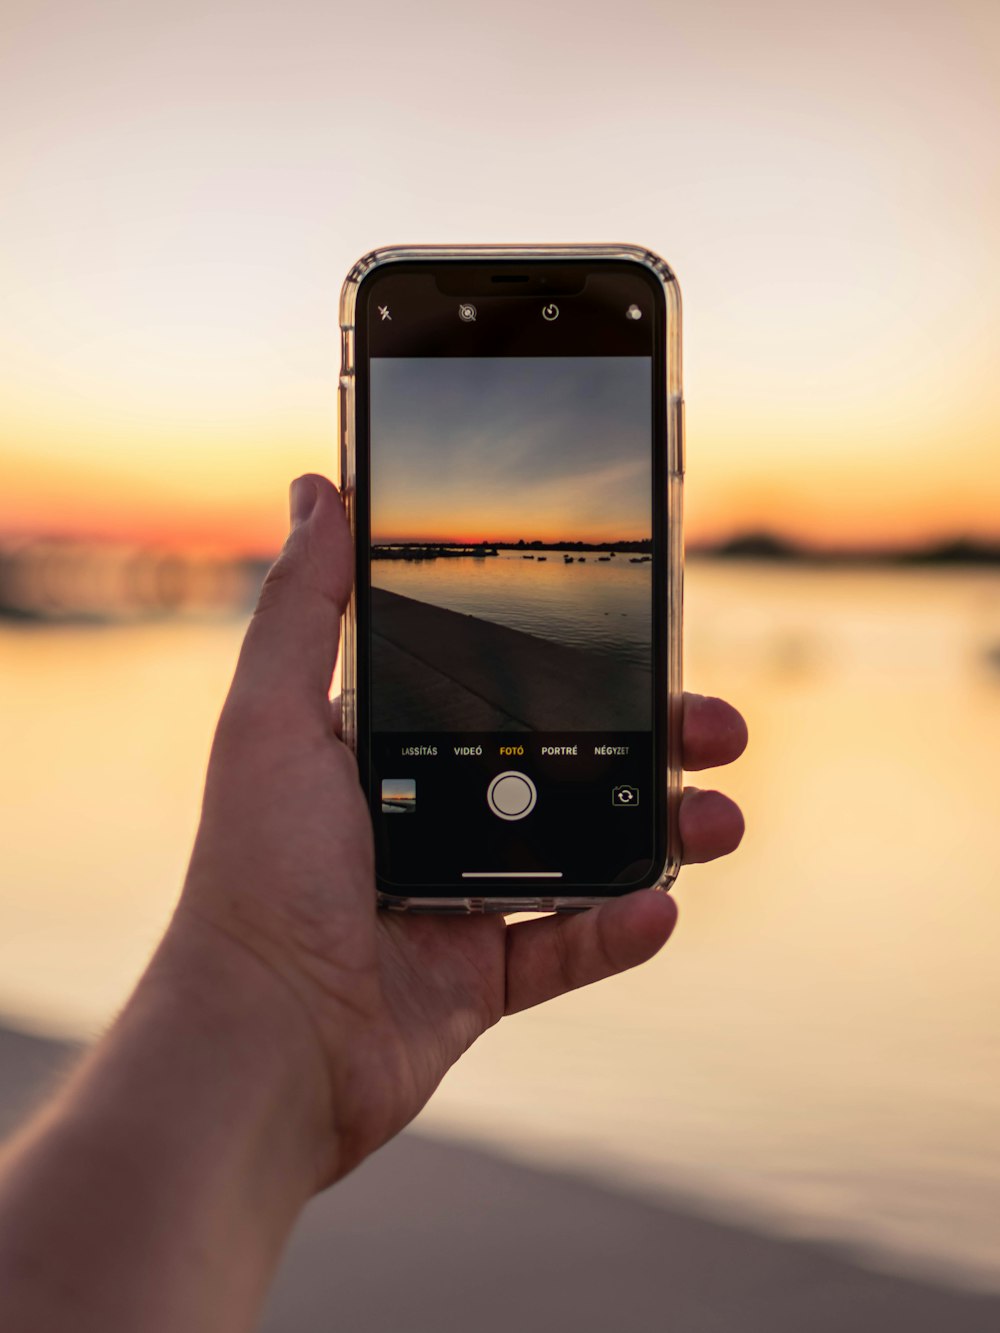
<box><xmin>1</xmin><ymin>0</ymin><xmax>998</xmax><ymax>550</ymax></box>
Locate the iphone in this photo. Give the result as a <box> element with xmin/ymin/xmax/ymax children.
<box><xmin>339</xmin><ymin>245</ymin><xmax>683</xmax><ymax>910</ymax></box>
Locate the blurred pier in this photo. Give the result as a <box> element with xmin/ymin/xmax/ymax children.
<box><xmin>0</xmin><ymin>540</ymin><xmax>268</xmax><ymax>622</ymax></box>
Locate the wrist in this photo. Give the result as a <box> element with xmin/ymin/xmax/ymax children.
<box><xmin>0</xmin><ymin>910</ymin><xmax>339</xmax><ymax>1333</ymax></box>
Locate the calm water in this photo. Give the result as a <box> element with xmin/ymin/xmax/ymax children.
<box><xmin>1</xmin><ymin>563</ymin><xmax>999</xmax><ymax>1290</ymax></box>
<box><xmin>372</xmin><ymin>550</ymin><xmax>653</xmax><ymax>669</ymax></box>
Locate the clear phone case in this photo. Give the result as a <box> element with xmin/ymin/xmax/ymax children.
<box><xmin>338</xmin><ymin>244</ymin><xmax>684</xmax><ymax>912</ymax></box>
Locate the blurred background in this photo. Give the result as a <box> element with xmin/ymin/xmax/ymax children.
<box><xmin>2</xmin><ymin>0</ymin><xmax>998</xmax><ymax>1326</ymax></box>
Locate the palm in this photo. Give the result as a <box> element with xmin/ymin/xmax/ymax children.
<box><xmin>376</xmin><ymin>914</ymin><xmax>505</xmax><ymax>1112</ymax></box>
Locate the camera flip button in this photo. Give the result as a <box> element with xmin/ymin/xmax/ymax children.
<box><xmin>487</xmin><ymin>771</ymin><xmax>537</xmax><ymax>821</ymax></box>
<box><xmin>612</xmin><ymin>784</ymin><xmax>640</xmax><ymax>807</ymax></box>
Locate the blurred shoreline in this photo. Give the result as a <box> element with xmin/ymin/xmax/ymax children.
<box><xmin>1</xmin><ymin>533</ymin><xmax>997</xmax><ymax>624</ymax></box>
<box><xmin>692</xmin><ymin>533</ymin><xmax>1000</xmax><ymax>565</ymax></box>
<box><xmin>1</xmin><ymin>1017</ymin><xmax>997</xmax><ymax>1332</ymax></box>
<box><xmin>0</xmin><ymin>541</ymin><xmax>270</xmax><ymax>624</ymax></box>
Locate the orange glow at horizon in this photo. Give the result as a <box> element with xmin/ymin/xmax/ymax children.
<box><xmin>3</xmin><ymin>393</ymin><xmax>1000</xmax><ymax>554</ymax></box>
<box><xmin>4</xmin><ymin>436</ymin><xmax>1000</xmax><ymax>555</ymax></box>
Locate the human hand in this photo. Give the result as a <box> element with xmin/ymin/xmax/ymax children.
<box><xmin>177</xmin><ymin>475</ymin><xmax>747</xmax><ymax>1188</ymax></box>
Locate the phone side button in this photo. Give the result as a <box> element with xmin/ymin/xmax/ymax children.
<box><xmin>675</xmin><ymin>398</ymin><xmax>686</xmax><ymax>475</ymax></box>
<box><xmin>338</xmin><ymin>385</ymin><xmax>347</xmax><ymax>486</ymax></box>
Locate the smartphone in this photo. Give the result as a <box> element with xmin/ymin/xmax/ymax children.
<box><xmin>339</xmin><ymin>244</ymin><xmax>683</xmax><ymax>912</ymax></box>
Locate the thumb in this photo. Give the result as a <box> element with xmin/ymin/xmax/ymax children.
<box><xmin>230</xmin><ymin>474</ymin><xmax>353</xmax><ymax>715</ymax></box>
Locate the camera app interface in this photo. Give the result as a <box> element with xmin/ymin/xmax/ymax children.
<box><xmin>362</xmin><ymin>270</ymin><xmax>662</xmax><ymax>891</ymax></box>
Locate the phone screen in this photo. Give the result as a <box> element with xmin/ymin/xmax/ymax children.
<box><xmin>354</xmin><ymin>260</ymin><xmax>669</xmax><ymax>896</ymax></box>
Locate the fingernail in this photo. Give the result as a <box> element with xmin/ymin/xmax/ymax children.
<box><xmin>289</xmin><ymin>477</ymin><xmax>318</xmax><ymax>528</ymax></box>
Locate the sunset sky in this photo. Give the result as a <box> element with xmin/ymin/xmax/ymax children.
<box><xmin>371</xmin><ymin>358</ymin><xmax>651</xmax><ymax>544</ymax></box>
<box><xmin>2</xmin><ymin>0</ymin><xmax>998</xmax><ymax>553</ymax></box>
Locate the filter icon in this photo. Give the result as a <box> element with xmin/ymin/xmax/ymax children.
<box><xmin>626</xmin><ymin>304</ymin><xmax>643</xmax><ymax>321</ymax></box>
